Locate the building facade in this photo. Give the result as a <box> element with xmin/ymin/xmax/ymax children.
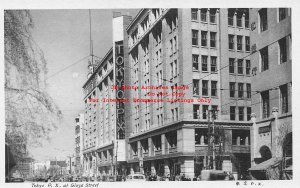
<box><xmin>75</xmin><ymin>113</ymin><xmax>84</xmax><ymax>175</ymax></box>
<box><xmin>125</xmin><ymin>8</ymin><xmax>252</xmax><ymax>179</ymax></box>
<box><xmin>82</xmin><ymin>14</ymin><xmax>132</xmax><ymax>177</ymax></box>
<box><xmin>249</xmin><ymin>8</ymin><xmax>292</xmax><ymax>180</ymax></box>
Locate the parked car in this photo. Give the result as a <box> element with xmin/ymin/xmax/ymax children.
<box><xmin>126</xmin><ymin>174</ymin><xmax>146</xmax><ymax>182</ymax></box>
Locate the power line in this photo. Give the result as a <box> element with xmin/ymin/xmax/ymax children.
<box><xmin>45</xmin><ymin>55</ymin><xmax>90</xmax><ymax>81</ymax></box>
<box><xmin>120</xmin><ymin>34</ymin><xmax>291</xmax><ymax>122</ymax></box>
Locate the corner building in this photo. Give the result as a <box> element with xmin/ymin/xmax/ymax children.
<box><xmin>126</xmin><ymin>8</ymin><xmax>252</xmax><ymax>179</ymax></box>
<box><xmin>249</xmin><ymin>8</ymin><xmax>292</xmax><ymax>180</ymax></box>
<box><xmin>82</xmin><ymin>14</ymin><xmax>132</xmax><ymax>177</ymax></box>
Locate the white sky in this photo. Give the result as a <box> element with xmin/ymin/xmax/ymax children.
<box><xmin>29</xmin><ymin>9</ymin><xmax>139</xmax><ymax>161</ymax></box>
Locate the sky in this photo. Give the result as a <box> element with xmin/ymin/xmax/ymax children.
<box><xmin>29</xmin><ymin>9</ymin><xmax>139</xmax><ymax>161</ymax></box>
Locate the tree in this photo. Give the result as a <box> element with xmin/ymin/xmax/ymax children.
<box><xmin>5</xmin><ymin>10</ymin><xmax>62</xmax><ymax>163</ymax></box>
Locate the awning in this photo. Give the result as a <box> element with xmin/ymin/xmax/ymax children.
<box><xmin>248</xmin><ymin>158</ymin><xmax>281</xmax><ymax>171</ymax></box>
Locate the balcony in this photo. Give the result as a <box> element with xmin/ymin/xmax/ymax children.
<box><xmin>232</xmin><ymin>145</ymin><xmax>250</xmax><ymax>153</ymax></box>
<box><xmin>168</xmin><ymin>146</ymin><xmax>177</xmax><ymax>154</ymax></box>
<box><xmin>154</xmin><ymin>149</ymin><xmax>162</xmax><ymax>156</ymax></box>
<box><xmin>143</xmin><ymin>151</ymin><xmax>149</xmax><ymax>158</ymax></box>
<box><xmin>132</xmin><ymin>153</ymin><xmax>138</xmax><ymax>159</ymax></box>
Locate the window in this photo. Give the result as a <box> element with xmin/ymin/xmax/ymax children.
<box><xmin>229</xmin><ymin>58</ymin><xmax>235</xmax><ymax>73</ymax></box>
<box><xmin>202</xmin><ymin>80</ymin><xmax>208</xmax><ymax>96</ymax></box>
<box><xmin>212</xmin><ymin>105</ymin><xmax>218</xmax><ymax>119</ymax></box>
<box><xmin>279</xmin><ymin>8</ymin><xmax>287</xmax><ymax>21</ymax></box>
<box><xmin>193</xmin><ymin>104</ymin><xmax>200</xmax><ymax>119</ymax></box>
<box><xmin>279</xmin><ymin>37</ymin><xmax>287</xmax><ymax>64</ymax></box>
<box><xmin>280</xmin><ymin>84</ymin><xmax>288</xmax><ymax>113</ymax></box>
<box><xmin>237</xmin><ymin>35</ymin><xmax>243</xmax><ymax>51</ymax></box>
<box><xmin>210</xmin><ymin>32</ymin><xmax>216</xmax><ymax>47</ymax></box>
<box><xmin>246</xmin><ymin>60</ymin><xmax>251</xmax><ymax>75</ymax></box>
<box><xmin>191</xmin><ymin>9</ymin><xmax>198</xmax><ymax>21</ymax></box>
<box><xmin>169</xmin><ymin>39</ymin><xmax>173</xmax><ymax>56</ymax></box>
<box><xmin>246</xmin><ymin>83</ymin><xmax>251</xmax><ymax>98</ymax></box>
<box><xmin>211</xmin><ymin>81</ymin><xmax>217</xmax><ymax>97</ymax></box>
<box><xmin>230</xmin><ymin>106</ymin><xmax>236</xmax><ymax>120</ymax></box>
<box><xmin>210</xmin><ymin>9</ymin><xmax>216</xmax><ymax>23</ymax></box>
<box><xmin>174</xmin><ymin>59</ymin><xmax>178</xmax><ymax>77</ymax></box>
<box><xmin>228</xmin><ymin>12</ymin><xmax>234</xmax><ymax>26</ymax></box>
<box><xmin>261</xmin><ymin>90</ymin><xmax>270</xmax><ymax>118</ymax></box>
<box><xmin>238</xmin><ymin>59</ymin><xmax>243</xmax><ymax>74</ymax></box>
<box><xmin>238</xmin><ymin>107</ymin><xmax>244</xmax><ymax>121</ymax></box>
<box><xmin>201</xmin><ymin>9</ymin><xmax>207</xmax><ymax>22</ymax></box>
<box><xmin>202</xmin><ymin>55</ymin><xmax>208</xmax><ymax>71</ymax></box>
<box><xmin>173</xmin><ymin>36</ymin><xmax>177</xmax><ymax>53</ymax></box>
<box><xmin>203</xmin><ymin>105</ymin><xmax>208</xmax><ymax>119</ymax></box>
<box><xmin>229</xmin><ymin>35</ymin><xmax>234</xmax><ymax>50</ymax></box>
<box><xmin>237</xmin><ymin>15</ymin><xmax>242</xmax><ymax>27</ymax></box>
<box><xmin>193</xmin><ymin>55</ymin><xmax>199</xmax><ymax>70</ymax></box>
<box><xmin>201</xmin><ymin>31</ymin><xmax>207</xmax><ymax>46</ymax></box>
<box><xmin>230</xmin><ymin>82</ymin><xmax>235</xmax><ymax>98</ymax></box>
<box><xmin>245</xmin><ymin>36</ymin><xmax>250</xmax><ymax>51</ymax></box>
<box><xmin>192</xmin><ymin>30</ymin><xmax>198</xmax><ymax>45</ymax></box>
<box><xmin>238</xmin><ymin>83</ymin><xmax>244</xmax><ymax>98</ymax></box>
<box><xmin>259</xmin><ymin>8</ymin><xmax>268</xmax><ymax>32</ymax></box>
<box><xmin>247</xmin><ymin>107</ymin><xmax>251</xmax><ymax>121</ymax></box>
<box><xmin>211</xmin><ymin>56</ymin><xmax>217</xmax><ymax>72</ymax></box>
<box><xmin>260</xmin><ymin>47</ymin><xmax>269</xmax><ymax>71</ymax></box>
<box><xmin>193</xmin><ymin>79</ymin><xmax>199</xmax><ymax>95</ymax></box>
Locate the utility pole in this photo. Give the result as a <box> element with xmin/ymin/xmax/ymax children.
<box><xmin>211</xmin><ymin>110</ymin><xmax>216</xmax><ymax>170</ymax></box>
<box><xmin>207</xmin><ymin>109</ymin><xmax>218</xmax><ymax>170</ymax></box>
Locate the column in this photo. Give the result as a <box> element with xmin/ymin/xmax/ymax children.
<box><xmin>200</xmin><ymin>135</ymin><xmax>204</xmax><ymax>145</ymax></box>
<box><xmin>272</xmin><ymin>107</ymin><xmax>280</xmax><ymax>157</ymax></box>
<box><xmin>250</xmin><ymin>113</ymin><xmax>257</xmax><ymax>166</ymax></box>
<box><xmin>130</xmin><ymin>164</ymin><xmax>134</xmax><ymax>175</ymax></box>
<box><xmin>151</xmin><ymin>161</ymin><xmax>156</xmax><ymax>175</ymax></box>
<box><xmin>180</xmin><ymin>157</ymin><xmax>194</xmax><ymax>179</ymax></box>
<box><xmin>237</xmin><ymin>136</ymin><xmax>240</xmax><ymax>146</ymax></box>
<box><xmin>161</xmin><ymin>134</ymin><xmax>166</xmax><ymax>155</ymax></box>
<box><xmin>164</xmin><ymin>160</ymin><xmax>170</xmax><ymax>177</ymax></box>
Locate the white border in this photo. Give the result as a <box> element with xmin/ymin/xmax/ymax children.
<box><xmin>1</xmin><ymin>0</ymin><xmax>299</xmax><ymax>188</ymax></box>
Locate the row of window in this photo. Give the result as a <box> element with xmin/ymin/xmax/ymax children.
<box><xmin>229</xmin><ymin>58</ymin><xmax>251</xmax><ymax>75</ymax></box>
<box><xmin>259</xmin><ymin>36</ymin><xmax>289</xmax><ymax>72</ymax></box>
<box><xmin>193</xmin><ymin>105</ymin><xmax>218</xmax><ymax>119</ymax></box>
<box><xmin>193</xmin><ymin>55</ymin><xmax>217</xmax><ymax>72</ymax></box>
<box><xmin>193</xmin><ymin>80</ymin><xmax>218</xmax><ymax>97</ymax></box>
<box><xmin>230</xmin><ymin>106</ymin><xmax>252</xmax><ymax>121</ymax></box>
<box><xmin>229</xmin><ymin>82</ymin><xmax>251</xmax><ymax>98</ymax></box>
<box><xmin>191</xmin><ymin>8</ymin><xmax>217</xmax><ymax>24</ymax></box>
<box><xmin>259</xmin><ymin>8</ymin><xmax>288</xmax><ymax>33</ymax></box>
<box><xmin>192</xmin><ymin>30</ymin><xmax>217</xmax><ymax>47</ymax></box>
<box><xmin>261</xmin><ymin>84</ymin><xmax>289</xmax><ymax>119</ymax></box>
<box><xmin>228</xmin><ymin>35</ymin><xmax>250</xmax><ymax>51</ymax></box>
<box><xmin>228</xmin><ymin>8</ymin><xmax>249</xmax><ymax>28</ymax></box>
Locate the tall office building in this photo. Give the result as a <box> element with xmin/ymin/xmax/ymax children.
<box><xmin>125</xmin><ymin>8</ymin><xmax>252</xmax><ymax>179</ymax></box>
<box><xmin>248</xmin><ymin>8</ymin><xmax>292</xmax><ymax>180</ymax></box>
<box><xmin>82</xmin><ymin>14</ymin><xmax>132</xmax><ymax>177</ymax></box>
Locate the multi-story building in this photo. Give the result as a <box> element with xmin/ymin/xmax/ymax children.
<box><xmin>12</xmin><ymin>157</ymin><xmax>34</xmax><ymax>178</ymax></box>
<box><xmin>66</xmin><ymin>156</ymin><xmax>76</xmax><ymax>175</ymax></box>
<box><xmin>82</xmin><ymin>13</ymin><xmax>132</xmax><ymax>177</ymax></box>
<box><xmin>248</xmin><ymin>8</ymin><xmax>292</xmax><ymax>180</ymax></box>
<box><xmin>75</xmin><ymin>113</ymin><xmax>84</xmax><ymax>175</ymax></box>
<box><xmin>126</xmin><ymin>8</ymin><xmax>252</xmax><ymax>179</ymax></box>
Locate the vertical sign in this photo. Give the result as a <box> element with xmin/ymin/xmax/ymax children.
<box><xmin>115</xmin><ymin>41</ymin><xmax>125</xmax><ymax>139</ymax></box>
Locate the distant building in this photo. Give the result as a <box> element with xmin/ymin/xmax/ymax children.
<box><xmin>82</xmin><ymin>14</ymin><xmax>132</xmax><ymax>177</ymax></box>
<box><xmin>66</xmin><ymin>156</ymin><xmax>76</xmax><ymax>175</ymax></box>
<box><xmin>249</xmin><ymin>8</ymin><xmax>292</xmax><ymax>180</ymax></box>
<box><xmin>12</xmin><ymin>157</ymin><xmax>34</xmax><ymax>178</ymax></box>
<box><xmin>75</xmin><ymin>114</ymin><xmax>84</xmax><ymax>175</ymax></box>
